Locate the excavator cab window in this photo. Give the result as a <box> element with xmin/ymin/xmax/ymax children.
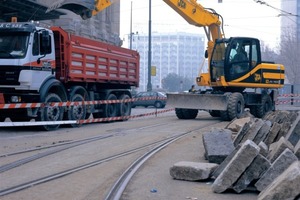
<box><xmin>210</xmin><ymin>40</ymin><xmax>227</xmax><ymax>82</ymax></box>
<box><xmin>223</xmin><ymin>38</ymin><xmax>261</xmax><ymax>81</ymax></box>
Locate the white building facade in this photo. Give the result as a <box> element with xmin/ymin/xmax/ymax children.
<box><xmin>131</xmin><ymin>32</ymin><xmax>205</xmax><ymax>91</ymax></box>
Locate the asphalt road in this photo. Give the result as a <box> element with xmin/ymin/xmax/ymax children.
<box><xmin>0</xmin><ymin>108</ymin><xmax>258</xmax><ymax>200</ymax></box>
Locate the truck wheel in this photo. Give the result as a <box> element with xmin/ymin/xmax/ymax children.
<box><xmin>39</xmin><ymin>93</ymin><xmax>64</xmax><ymax>131</ymax></box>
<box><xmin>227</xmin><ymin>92</ymin><xmax>245</xmax><ymax>120</ymax></box>
<box><xmin>118</xmin><ymin>94</ymin><xmax>131</xmax><ymax>120</ymax></box>
<box><xmin>255</xmin><ymin>95</ymin><xmax>272</xmax><ymax>118</ymax></box>
<box><xmin>67</xmin><ymin>94</ymin><xmax>86</xmax><ymax>127</ymax></box>
<box><xmin>103</xmin><ymin>94</ymin><xmax>117</xmax><ymax>118</ymax></box>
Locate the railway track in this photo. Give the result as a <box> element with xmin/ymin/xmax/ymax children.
<box><xmin>0</xmin><ymin>112</ymin><xmax>224</xmax><ymax>199</ymax></box>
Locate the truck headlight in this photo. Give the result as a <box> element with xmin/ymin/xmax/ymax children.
<box><xmin>11</xmin><ymin>96</ymin><xmax>21</xmax><ymax>103</ymax></box>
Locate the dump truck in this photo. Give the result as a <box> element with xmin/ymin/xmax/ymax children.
<box><xmin>0</xmin><ymin>22</ymin><xmax>139</xmax><ymax>130</ymax></box>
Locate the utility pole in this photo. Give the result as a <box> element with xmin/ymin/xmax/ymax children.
<box><xmin>129</xmin><ymin>1</ymin><xmax>133</xmax><ymax>49</ymax></box>
<box><xmin>147</xmin><ymin>0</ymin><xmax>152</xmax><ymax>91</ymax></box>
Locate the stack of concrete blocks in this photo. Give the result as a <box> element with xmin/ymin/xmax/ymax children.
<box><xmin>169</xmin><ymin>110</ymin><xmax>300</xmax><ymax>200</ymax></box>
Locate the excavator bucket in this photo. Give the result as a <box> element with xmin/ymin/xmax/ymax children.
<box><xmin>166</xmin><ymin>93</ymin><xmax>228</xmax><ymax>111</ymax></box>
<box><xmin>46</xmin><ymin>0</ymin><xmax>94</xmax><ymax>19</ymax></box>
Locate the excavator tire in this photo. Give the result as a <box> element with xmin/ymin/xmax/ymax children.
<box><xmin>209</xmin><ymin>110</ymin><xmax>221</xmax><ymax>117</ymax></box>
<box><xmin>220</xmin><ymin>110</ymin><xmax>230</xmax><ymax>121</ymax></box>
<box><xmin>255</xmin><ymin>94</ymin><xmax>272</xmax><ymax>118</ymax></box>
<box><xmin>175</xmin><ymin>108</ymin><xmax>198</xmax><ymax>119</ymax></box>
<box><xmin>227</xmin><ymin>92</ymin><xmax>245</xmax><ymax>120</ymax></box>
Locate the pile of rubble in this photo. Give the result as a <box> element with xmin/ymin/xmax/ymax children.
<box><xmin>169</xmin><ymin>110</ymin><xmax>300</xmax><ymax>200</ymax></box>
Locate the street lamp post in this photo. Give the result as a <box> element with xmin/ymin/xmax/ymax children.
<box><xmin>147</xmin><ymin>0</ymin><xmax>152</xmax><ymax>92</ymax></box>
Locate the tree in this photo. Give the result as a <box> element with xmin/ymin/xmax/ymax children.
<box><xmin>279</xmin><ymin>27</ymin><xmax>300</xmax><ymax>84</ymax></box>
<box><xmin>162</xmin><ymin>73</ymin><xmax>194</xmax><ymax>92</ymax></box>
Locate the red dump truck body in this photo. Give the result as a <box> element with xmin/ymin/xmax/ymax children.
<box><xmin>52</xmin><ymin>26</ymin><xmax>139</xmax><ymax>87</ymax></box>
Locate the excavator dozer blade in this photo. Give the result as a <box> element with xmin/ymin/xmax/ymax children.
<box><xmin>166</xmin><ymin>93</ymin><xmax>228</xmax><ymax>111</ymax></box>
<box><xmin>46</xmin><ymin>0</ymin><xmax>94</xmax><ymax>19</ymax></box>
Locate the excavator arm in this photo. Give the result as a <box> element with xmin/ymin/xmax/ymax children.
<box><xmin>163</xmin><ymin>0</ymin><xmax>223</xmax><ymax>41</ymax></box>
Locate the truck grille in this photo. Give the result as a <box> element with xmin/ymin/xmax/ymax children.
<box><xmin>0</xmin><ymin>66</ymin><xmax>21</xmax><ymax>86</ymax></box>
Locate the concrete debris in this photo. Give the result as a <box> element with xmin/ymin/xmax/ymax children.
<box><xmin>170</xmin><ymin>110</ymin><xmax>300</xmax><ymax>199</ymax></box>
<box><xmin>226</xmin><ymin>116</ymin><xmax>252</xmax><ymax>133</ymax></box>
<box><xmin>255</xmin><ymin>148</ymin><xmax>298</xmax><ymax>192</ymax></box>
<box><xmin>295</xmin><ymin>140</ymin><xmax>300</xmax><ymax>160</ymax></box>
<box><xmin>258</xmin><ymin>161</ymin><xmax>300</xmax><ymax>200</ymax></box>
<box><xmin>202</xmin><ymin>128</ymin><xmax>234</xmax><ymax>164</ymax></box>
<box><xmin>211</xmin><ymin>140</ymin><xmax>260</xmax><ymax>193</ymax></box>
<box><xmin>285</xmin><ymin>111</ymin><xmax>300</xmax><ymax>146</ymax></box>
<box><xmin>232</xmin><ymin>154</ymin><xmax>271</xmax><ymax>193</ymax></box>
<box><xmin>268</xmin><ymin>136</ymin><xmax>294</xmax><ymax>163</ymax></box>
<box><xmin>258</xmin><ymin>141</ymin><xmax>269</xmax><ymax>157</ymax></box>
<box><xmin>169</xmin><ymin>161</ymin><xmax>218</xmax><ymax>181</ymax></box>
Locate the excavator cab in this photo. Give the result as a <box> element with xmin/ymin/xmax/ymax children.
<box><xmin>208</xmin><ymin>37</ymin><xmax>284</xmax><ymax>91</ymax></box>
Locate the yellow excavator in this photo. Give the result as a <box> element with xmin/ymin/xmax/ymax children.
<box><xmin>50</xmin><ymin>0</ymin><xmax>285</xmax><ymax>120</ymax></box>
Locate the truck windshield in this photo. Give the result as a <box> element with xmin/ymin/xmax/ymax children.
<box><xmin>0</xmin><ymin>32</ymin><xmax>29</xmax><ymax>59</ymax></box>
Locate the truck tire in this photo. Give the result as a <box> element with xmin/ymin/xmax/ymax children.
<box><xmin>227</xmin><ymin>92</ymin><xmax>245</xmax><ymax>120</ymax></box>
<box><xmin>175</xmin><ymin>108</ymin><xmax>198</xmax><ymax>119</ymax></box>
<box><xmin>255</xmin><ymin>94</ymin><xmax>272</xmax><ymax>118</ymax></box>
<box><xmin>67</xmin><ymin>93</ymin><xmax>86</xmax><ymax>127</ymax></box>
<box><xmin>103</xmin><ymin>93</ymin><xmax>118</xmax><ymax>118</ymax></box>
<box><xmin>39</xmin><ymin>93</ymin><xmax>64</xmax><ymax>131</ymax></box>
<box><xmin>118</xmin><ymin>94</ymin><xmax>131</xmax><ymax>120</ymax></box>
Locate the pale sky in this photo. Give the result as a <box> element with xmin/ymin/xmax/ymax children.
<box><xmin>120</xmin><ymin>0</ymin><xmax>283</xmax><ymax>49</ymax></box>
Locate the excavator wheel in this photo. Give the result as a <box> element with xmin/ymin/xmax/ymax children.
<box><xmin>209</xmin><ymin>110</ymin><xmax>221</xmax><ymax>117</ymax></box>
<box><xmin>254</xmin><ymin>95</ymin><xmax>272</xmax><ymax>118</ymax></box>
<box><xmin>175</xmin><ymin>108</ymin><xmax>198</xmax><ymax>119</ymax></box>
<box><xmin>220</xmin><ymin>110</ymin><xmax>230</xmax><ymax>121</ymax></box>
<box><xmin>227</xmin><ymin>92</ymin><xmax>245</xmax><ymax>120</ymax></box>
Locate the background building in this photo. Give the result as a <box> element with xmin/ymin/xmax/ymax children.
<box><xmin>0</xmin><ymin>0</ymin><xmax>121</xmax><ymax>46</ymax></box>
<box><xmin>131</xmin><ymin>32</ymin><xmax>205</xmax><ymax>92</ymax></box>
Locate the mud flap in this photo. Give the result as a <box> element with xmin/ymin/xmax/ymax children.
<box><xmin>47</xmin><ymin>0</ymin><xmax>94</xmax><ymax>19</ymax></box>
<box><xmin>166</xmin><ymin>93</ymin><xmax>228</xmax><ymax>111</ymax></box>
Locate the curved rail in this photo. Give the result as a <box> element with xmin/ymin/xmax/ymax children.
<box><xmin>104</xmin><ymin>133</ymin><xmax>187</xmax><ymax>200</ymax></box>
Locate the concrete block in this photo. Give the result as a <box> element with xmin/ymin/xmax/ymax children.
<box><xmin>202</xmin><ymin>128</ymin><xmax>234</xmax><ymax>164</ymax></box>
<box><xmin>226</xmin><ymin>117</ymin><xmax>252</xmax><ymax>133</ymax></box>
<box><xmin>294</xmin><ymin>140</ymin><xmax>300</xmax><ymax>160</ymax></box>
<box><xmin>253</xmin><ymin>121</ymin><xmax>272</xmax><ymax>144</ymax></box>
<box><xmin>264</xmin><ymin>122</ymin><xmax>282</xmax><ymax>146</ymax></box>
<box><xmin>258</xmin><ymin>141</ymin><xmax>269</xmax><ymax>157</ymax></box>
<box><xmin>211</xmin><ymin>145</ymin><xmax>241</xmax><ymax>178</ymax></box>
<box><xmin>255</xmin><ymin>148</ymin><xmax>298</xmax><ymax>192</ymax></box>
<box><xmin>258</xmin><ymin>161</ymin><xmax>300</xmax><ymax>200</ymax></box>
<box><xmin>268</xmin><ymin>136</ymin><xmax>294</xmax><ymax>163</ymax></box>
<box><xmin>233</xmin><ymin>120</ymin><xmax>254</xmax><ymax>147</ymax></box>
<box><xmin>240</xmin><ymin>119</ymin><xmax>265</xmax><ymax>144</ymax></box>
<box><xmin>211</xmin><ymin>140</ymin><xmax>260</xmax><ymax>193</ymax></box>
<box><xmin>233</xmin><ymin>154</ymin><xmax>271</xmax><ymax>193</ymax></box>
<box><xmin>169</xmin><ymin>161</ymin><xmax>218</xmax><ymax>181</ymax></box>
<box><xmin>285</xmin><ymin>111</ymin><xmax>300</xmax><ymax>146</ymax></box>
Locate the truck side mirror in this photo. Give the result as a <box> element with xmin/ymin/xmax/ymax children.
<box><xmin>205</xmin><ymin>50</ymin><xmax>208</xmax><ymax>59</ymax></box>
